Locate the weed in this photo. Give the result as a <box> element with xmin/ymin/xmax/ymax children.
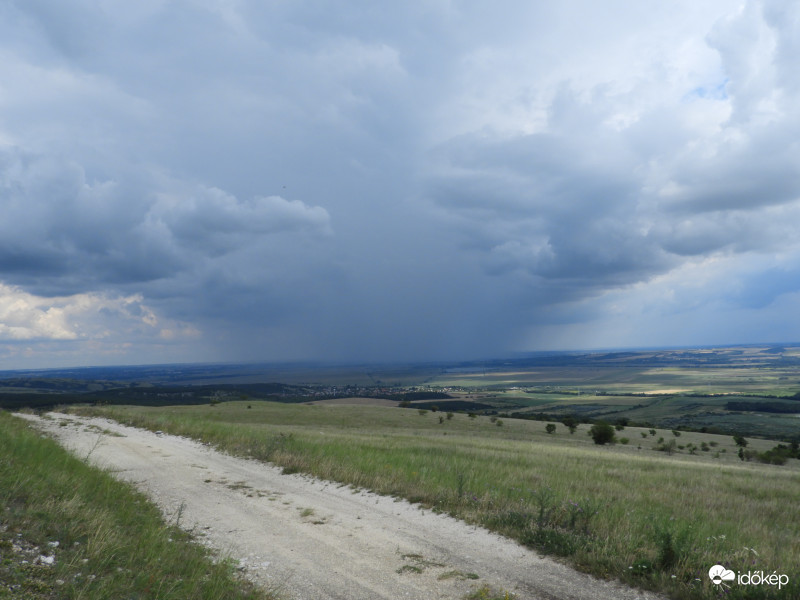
<box><xmin>531</xmin><ymin>487</ymin><xmax>557</xmax><ymax>528</ymax></box>
<box><xmin>464</xmin><ymin>584</ymin><xmax>516</xmax><ymax>600</ymax></box>
<box><xmin>456</xmin><ymin>472</ymin><xmax>466</xmax><ymax>499</ymax></box>
<box><xmin>438</xmin><ymin>570</ymin><xmax>480</xmax><ymax>581</ymax></box>
<box><xmin>396</xmin><ymin>552</ymin><xmax>444</xmax><ymax>574</ymax></box>
<box><xmin>396</xmin><ymin>564</ymin><xmax>423</xmax><ymax>574</ymax></box>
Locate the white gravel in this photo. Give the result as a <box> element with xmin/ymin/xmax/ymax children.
<box><xmin>18</xmin><ymin>412</ymin><xmax>664</xmax><ymax>600</ymax></box>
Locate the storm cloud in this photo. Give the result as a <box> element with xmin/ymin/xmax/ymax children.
<box><xmin>1</xmin><ymin>0</ymin><xmax>799</xmax><ymax>367</ymax></box>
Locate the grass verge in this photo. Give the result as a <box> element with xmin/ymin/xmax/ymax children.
<box><xmin>0</xmin><ymin>410</ymin><xmax>271</xmax><ymax>600</ymax></box>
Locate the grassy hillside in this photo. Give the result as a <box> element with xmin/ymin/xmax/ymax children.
<box><xmin>77</xmin><ymin>401</ymin><xmax>800</xmax><ymax>600</ymax></box>
<box><xmin>0</xmin><ymin>411</ymin><xmax>271</xmax><ymax>600</ymax></box>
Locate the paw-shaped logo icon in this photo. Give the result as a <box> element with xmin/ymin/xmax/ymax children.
<box><xmin>708</xmin><ymin>564</ymin><xmax>735</xmax><ymax>586</ymax></box>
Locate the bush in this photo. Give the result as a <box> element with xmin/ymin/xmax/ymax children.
<box><xmin>589</xmin><ymin>421</ymin><xmax>616</xmax><ymax>445</ymax></box>
<box><xmin>619</xmin><ymin>437</ymin><xmax>629</xmax><ymax>445</ymax></box>
<box><xmin>671</xmin><ymin>430</ymin><xmax>681</xmax><ymax>437</ymax></box>
<box><xmin>757</xmin><ymin>451</ymin><xmax>787</xmax><ymax>465</ymax></box>
<box><xmin>545</xmin><ymin>423</ymin><xmax>556</xmax><ymax>434</ymax></box>
<box><xmin>655</xmin><ymin>439</ymin><xmax>677</xmax><ymax>455</ymax></box>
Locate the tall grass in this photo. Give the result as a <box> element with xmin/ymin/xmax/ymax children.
<box><xmin>77</xmin><ymin>402</ymin><xmax>800</xmax><ymax>599</ymax></box>
<box><xmin>0</xmin><ymin>411</ymin><xmax>270</xmax><ymax>600</ymax></box>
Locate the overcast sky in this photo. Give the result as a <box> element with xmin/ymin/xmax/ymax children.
<box><xmin>1</xmin><ymin>0</ymin><xmax>799</xmax><ymax>368</ymax></box>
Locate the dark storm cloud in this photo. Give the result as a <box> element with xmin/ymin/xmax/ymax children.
<box><xmin>0</xmin><ymin>149</ymin><xmax>331</xmax><ymax>295</ymax></box>
<box><xmin>1</xmin><ymin>0</ymin><xmax>800</xmax><ymax>366</ymax></box>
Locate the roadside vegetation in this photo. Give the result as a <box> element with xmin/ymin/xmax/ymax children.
<box><xmin>0</xmin><ymin>410</ymin><xmax>270</xmax><ymax>600</ymax></box>
<box><xmin>74</xmin><ymin>401</ymin><xmax>800</xmax><ymax>600</ymax></box>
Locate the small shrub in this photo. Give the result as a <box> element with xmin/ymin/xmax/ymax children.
<box><xmin>640</xmin><ymin>432</ymin><xmax>648</xmax><ymax>438</ymax></box>
<box><xmin>655</xmin><ymin>439</ymin><xmax>677</xmax><ymax>455</ymax></box>
<box><xmin>619</xmin><ymin>437</ymin><xmax>629</xmax><ymax>445</ymax></box>
<box><xmin>615</xmin><ymin>424</ymin><xmax>625</xmax><ymax>431</ymax></box>
<box><xmin>446</xmin><ymin>412</ymin><xmax>454</xmax><ymax>420</ymax></box>
<box><xmin>734</xmin><ymin>435</ymin><xmax>748</xmax><ymax>447</ymax></box>
<box><xmin>418</xmin><ymin>409</ymin><xmax>428</xmax><ymax>416</ymax></box>
<box><xmin>545</xmin><ymin>424</ymin><xmax>556</xmax><ymax>434</ymax></box>
<box><xmin>468</xmin><ymin>413</ymin><xmax>477</xmax><ymax>419</ymax></box>
<box><xmin>649</xmin><ymin>429</ymin><xmax>656</xmax><ymax>436</ymax></box>
<box><xmin>438</xmin><ymin>416</ymin><xmax>444</xmax><ymax>424</ymax></box>
<box><xmin>562</xmin><ymin>416</ymin><xmax>578</xmax><ymax>434</ymax></box>
<box><xmin>671</xmin><ymin>430</ymin><xmax>681</xmax><ymax>437</ymax></box>
<box><xmin>495</xmin><ymin>419</ymin><xmax>503</xmax><ymax>427</ymax></box>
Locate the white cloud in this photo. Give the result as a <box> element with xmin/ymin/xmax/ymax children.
<box><xmin>0</xmin><ymin>283</ymin><xmax>197</xmax><ymax>343</ymax></box>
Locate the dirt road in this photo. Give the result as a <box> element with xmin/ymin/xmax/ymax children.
<box><xmin>20</xmin><ymin>413</ymin><xmax>662</xmax><ymax>600</ymax></box>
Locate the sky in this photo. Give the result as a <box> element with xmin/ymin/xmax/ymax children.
<box><xmin>1</xmin><ymin>0</ymin><xmax>800</xmax><ymax>369</ymax></box>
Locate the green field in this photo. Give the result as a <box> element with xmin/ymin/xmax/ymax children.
<box><xmin>76</xmin><ymin>400</ymin><xmax>800</xmax><ymax>600</ymax></box>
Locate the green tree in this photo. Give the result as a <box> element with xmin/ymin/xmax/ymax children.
<box><xmin>545</xmin><ymin>423</ymin><xmax>556</xmax><ymax>434</ymax></box>
<box><xmin>589</xmin><ymin>421</ymin><xmax>616</xmax><ymax>445</ymax></box>
<box><xmin>562</xmin><ymin>416</ymin><xmax>578</xmax><ymax>434</ymax></box>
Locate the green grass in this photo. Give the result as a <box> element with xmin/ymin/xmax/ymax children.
<box><xmin>0</xmin><ymin>411</ymin><xmax>270</xmax><ymax>600</ymax></box>
<box><xmin>74</xmin><ymin>401</ymin><xmax>800</xmax><ymax>600</ymax></box>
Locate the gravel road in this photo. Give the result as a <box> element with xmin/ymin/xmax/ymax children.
<box><xmin>20</xmin><ymin>412</ymin><xmax>663</xmax><ymax>600</ymax></box>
